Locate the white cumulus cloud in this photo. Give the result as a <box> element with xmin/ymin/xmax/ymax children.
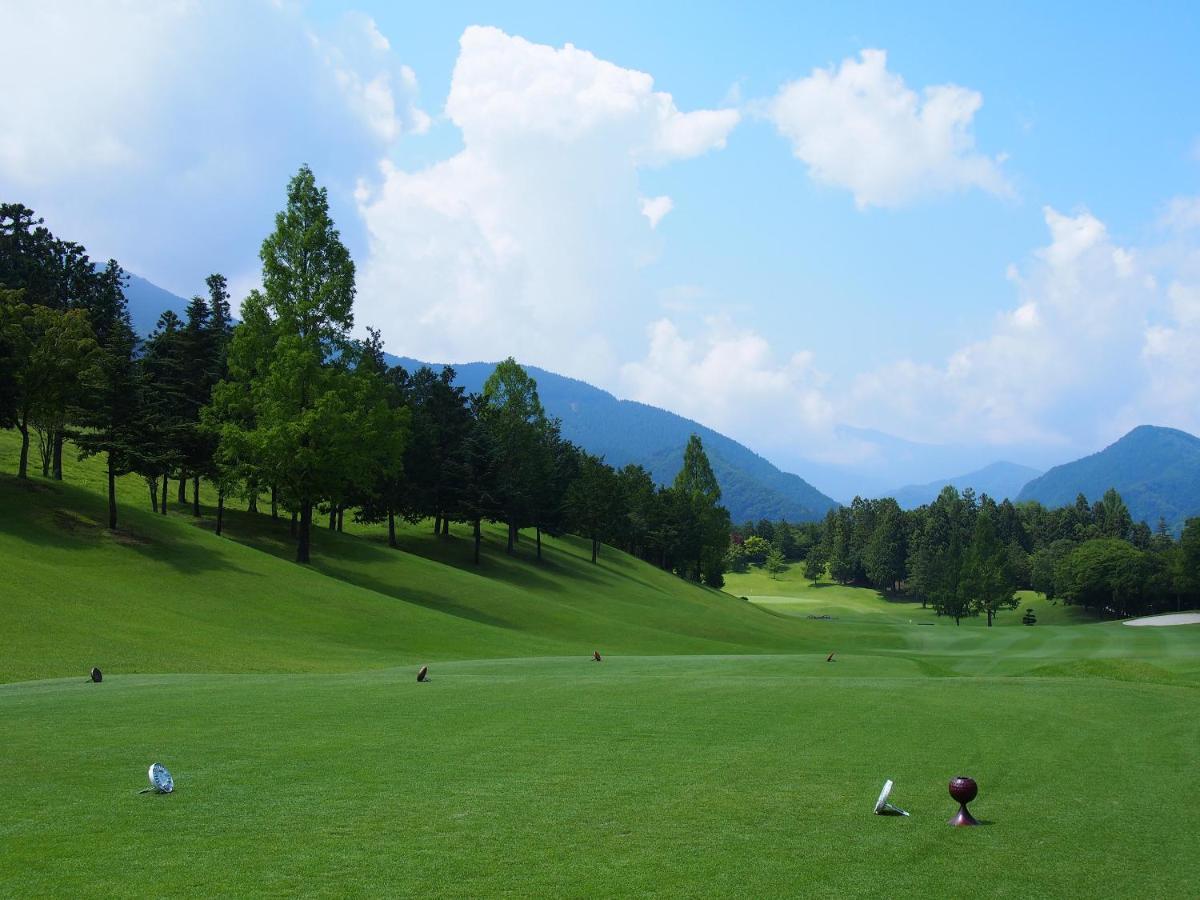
<box><xmin>620</xmin><ymin>316</ymin><xmax>835</xmax><ymax>455</ymax></box>
<box><xmin>767</xmin><ymin>49</ymin><xmax>1009</xmax><ymax>208</ymax></box>
<box><xmin>845</xmin><ymin>206</ymin><xmax>1200</xmax><ymax>447</ymax></box>
<box><xmin>355</xmin><ymin>26</ymin><xmax>739</xmax><ymax>380</ymax></box>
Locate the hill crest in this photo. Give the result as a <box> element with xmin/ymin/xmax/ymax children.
<box><xmin>1017</xmin><ymin>425</ymin><xmax>1200</xmax><ymax>530</ymax></box>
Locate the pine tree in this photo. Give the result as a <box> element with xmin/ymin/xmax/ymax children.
<box><xmin>210</xmin><ymin>166</ymin><xmax>357</xmax><ymax>563</ymax></box>
<box><xmin>481</xmin><ymin>358</ymin><xmax>548</xmax><ymax>554</ymax></box>
<box><xmin>69</xmin><ymin>261</ymin><xmax>142</xmax><ymax>529</ymax></box>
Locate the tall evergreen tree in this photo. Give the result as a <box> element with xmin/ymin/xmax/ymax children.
<box><xmin>69</xmin><ymin>261</ymin><xmax>141</xmax><ymax>529</ymax></box>
<box><xmin>864</xmin><ymin>499</ymin><xmax>906</xmax><ymax>591</ymax></box>
<box><xmin>566</xmin><ymin>451</ymin><xmax>619</xmax><ymax>564</ymax></box>
<box><xmin>211</xmin><ymin>166</ymin><xmax>358</xmax><ymax>562</ymax></box>
<box><xmin>959</xmin><ymin>509</ymin><xmax>1019</xmax><ymax>626</ymax></box>
<box><xmin>481</xmin><ymin>357</ymin><xmax>548</xmax><ymax>554</ymax></box>
<box><xmin>671</xmin><ymin>434</ymin><xmax>731</xmax><ymax>585</ymax></box>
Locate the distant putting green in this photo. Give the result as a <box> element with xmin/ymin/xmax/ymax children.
<box><xmin>2</xmin><ymin>431</ymin><xmax>1199</xmax><ymax>896</ymax></box>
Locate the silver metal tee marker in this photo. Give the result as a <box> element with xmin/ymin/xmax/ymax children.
<box><xmin>141</xmin><ymin>763</ymin><xmax>174</xmax><ymax>794</ymax></box>
<box><xmin>874</xmin><ymin>779</ymin><xmax>909</xmax><ymax>816</ymax></box>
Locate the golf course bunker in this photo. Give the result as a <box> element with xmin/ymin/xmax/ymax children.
<box><xmin>1123</xmin><ymin>612</ymin><xmax>1200</xmax><ymax>627</ymax></box>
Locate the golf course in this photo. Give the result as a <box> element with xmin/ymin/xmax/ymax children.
<box><xmin>2</xmin><ymin>431</ymin><xmax>1198</xmax><ymax>898</ymax></box>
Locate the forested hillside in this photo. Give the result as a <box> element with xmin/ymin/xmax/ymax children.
<box><xmin>1018</xmin><ymin>425</ymin><xmax>1200</xmax><ymax>532</ymax></box>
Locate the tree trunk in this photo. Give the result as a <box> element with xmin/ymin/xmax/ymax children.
<box><xmin>433</xmin><ymin>513</ymin><xmax>441</xmax><ymax>536</ymax></box>
<box><xmin>178</xmin><ymin>474</ymin><xmax>187</xmax><ymax>503</ymax></box>
<box><xmin>16</xmin><ymin>423</ymin><xmax>29</xmax><ymax>479</ymax></box>
<box><xmin>387</xmin><ymin>508</ymin><xmax>397</xmax><ymax>548</ymax></box>
<box><xmin>271</xmin><ymin>485</ymin><xmax>278</xmax><ymax>520</ymax></box>
<box><xmin>192</xmin><ymin>476</ymin><xmax>200</xmax><ymax>517</ymax></box>
<box><xmin>216</xmin><ymin>490</ymin><xmax>225</xmax><ymax>536</ymax></box>
<box><xmin>441</xmin><ymin>516</ymin><xmax>449</xmax><ymax>537</ymax></box>
<box><xmin>473</xmin><ymin>518</ymin><xmax>482</xmax><ymax>565</ymax></box>
<box><xmin>536</xmin><ymin>525</ymin><xmax>542</xmax><ymax>561</ymax></box>
<box><xmin>591</xmin><ymin>537</ymin><xmax>599</xmax><ymax>564</ymax></box>
<box><xmin>297</xmin><ymin>501</ymin><xmax>312</xmax><ymax>563</ymax></box>
<box><xmin>987</xmin><ymin>608</ymin><xmax>994</xmax><ymax>627</ymax></box>
<box><xmin>247</xmin><ymin>482</ymin><xmax>258</xmax><ymax>514</ymax></box>
<box><xmin>329</xmin><ymin>506</ymin><xmax>337</xmax><ymax>530</ymax></box>
<box><xmin>149</xmin><ymin>476</ymin><xmax>159</xmax><ymax>513</ymax></box>
<box><xmin>106</xmin><ymin>453</ymin><xmax>118</xmax><ymax>530</ymax></box>
<box><xmin>52</xmin><ymin>430</ymin><xmax>63</xmax><ymax>480</ymax></box>
<box><xmin>38</xmin><ymin>429</ymin><xmax>51</xmax><ymax>477</ymax></box>
<box><xmin>337</xmin><ymin>506</ymin><xmax>344</xmax><ymax>532</ymax></box>
<box><xmin>160</xmin><ymin>471</ymin><xmax>169</xmax><ymax>515</ymax></box>
<box><xmin>290</xmin><ymin>511</ymin><xmax>297</xmax><ymax>537</ymax></box>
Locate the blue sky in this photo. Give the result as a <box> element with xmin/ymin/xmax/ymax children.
<box><xmin>3</xmin><ymin>1</ymin><xmax>1199</xmax><ymax>490</ymax></box>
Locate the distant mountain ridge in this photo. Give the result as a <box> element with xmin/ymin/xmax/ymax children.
<box><xmin>888</xmin><ymin>461</ymin><xmax>1042</xmax><ymax>509</ymax></box>
<box><xmin>120</xmin><ymin>270</ymin><xmax>192</xmax><ymax>335</ymax></box>
<box><xmin>1017</xmin><ymin>425</ymin><xmax>1200</xmax><ymax>531</ymax></box>
<box><xmin>389</xmin><ymin>357</ymin><xmax>839</xmax><ymax>524</ymax></box>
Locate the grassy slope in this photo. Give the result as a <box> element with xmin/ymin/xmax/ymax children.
<box><xmin>3</xmin><ymin>430</ymin><xmax>1200</xmax><ymax>897</ymax></box>
<box><xmin>0</xmin><ymin>430</ymin><xmax>814</xmax><ymax>683</ymax></box>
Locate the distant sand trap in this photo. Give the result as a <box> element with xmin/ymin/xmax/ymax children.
<box><xmin>1123</xmin><ymin>613</ymin><xmax>1200</xmax><ymax>627</ymax></box>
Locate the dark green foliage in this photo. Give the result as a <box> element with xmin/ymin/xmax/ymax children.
<box><xmin>671</xmin><ymin>435</ymin><xmax>731</xmax><ymax>584</ymax></box>
<box><xmin>864</xmin><ymin>499</ymin><xmax>906</xmax><ymax>591</ymax></box>
<box><xmin>68</xmin><ymin>262</ymin><xmax>141</xmax><ymax>529</ymax></box>
<box><xmin>959</xmin><ymin>509</ymin><xmax>1019</xmax><ymax>625</ymax></box>
<box><xmin>1054</xmin><ymin>539</ymin><xmax>1150</xmax><ymax>617</ymax></box>
<box><xmin>566</xmin><ymin>451</ymin><xmax>620</xmax><ymax>564</ymax></box>
<box><xmin>0</xmin><ymin>294</ymin><xmax>97</xmax><ymax>478</ymax></box>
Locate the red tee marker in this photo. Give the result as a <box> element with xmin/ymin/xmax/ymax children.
<box><xmin>826</xmin><ymin>652</ymin><xmax>835</xmax><ymax>663</ymax></box>
<box><xmin>593</xmin><ymin>651</ymin><xmax>602</xmax><ymax>662</ymax></box>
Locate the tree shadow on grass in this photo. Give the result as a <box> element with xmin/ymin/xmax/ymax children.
<box><xmin>0</xmin><ymin>474</ymin><xmax>254</xmax><ymax>577</ymax></box>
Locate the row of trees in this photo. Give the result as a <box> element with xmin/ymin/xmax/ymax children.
<box><xmin>0</xmin><ymin>170</ymin><xmax>733</xmax><ymax>584</ymax></box>
<box><xmin>741</xmin><ymin>485</ymin><xmax>1200</xmax><ymax>622</ymax></box>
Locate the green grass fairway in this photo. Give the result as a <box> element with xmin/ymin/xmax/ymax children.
<box><xmin>3</xmin><ymin>432</ymin><xmax>1199</xmax><ymax>897</ymax></box>
<box><xmin>3</xmin><ymin>659</ymin><xmax>1198</xmax><ymax>898</ymax></box>
<box><xmin>725</xmin><ymin>565</ymin><xmax>1095</xmax><ymax>626</ymax></box>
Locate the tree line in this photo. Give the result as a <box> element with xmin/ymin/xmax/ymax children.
<box><xmin>732</xmin><ymin>487</ymin><xmax>1200</xmax><ymax>622</ymax></box>
<box><xmin>1</xmin><ymin>168</ymin><xmax>730</xmax><ymax>583</ymax></box>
